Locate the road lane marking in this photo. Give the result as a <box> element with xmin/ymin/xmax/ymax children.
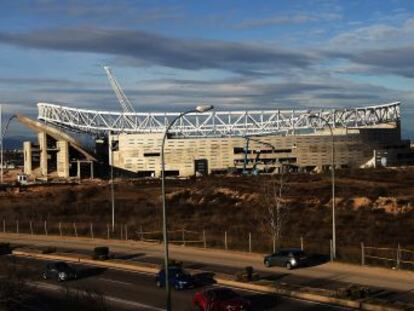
<box><xmin>97</xmin><ymin>277</ymin><xmax>133</xmax><ymax>286</ymax></box>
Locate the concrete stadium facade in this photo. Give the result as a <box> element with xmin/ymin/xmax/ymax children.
<box><xmin>109</xmin><ymin>122</ymin><xmax>407</xmax><ymax>177</ymax></box>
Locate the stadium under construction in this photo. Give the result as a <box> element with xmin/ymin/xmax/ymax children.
<box><xmin>11</xmin><ymin>67</ymin><xmax>412</xmax><ymax>179</ymax></box>
<box><xmin>18</xmin><ymin>100</ymin><xmax>414</xmax><ymax>180</ymax></box>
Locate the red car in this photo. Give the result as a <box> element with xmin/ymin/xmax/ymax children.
<box><xmin>193</xmin><ymin>287</ymin><xmax>251</xmax><ymax>311</ymax></box>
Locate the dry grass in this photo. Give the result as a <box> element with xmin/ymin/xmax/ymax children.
<box><xmin>1</xmin><ymin>168</ymin><xmax>414</xmax><ymax>259</ymax></box>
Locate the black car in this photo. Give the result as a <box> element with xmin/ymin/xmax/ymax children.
<box><xmin>264</xmin><ymin>248</ymin><xmax>308</xmax><ymax>269</ymax></box>
<box><xmin>41</xmin><ymin>262</ymin><xmax>78</xmax><ymax>282</ymax></box>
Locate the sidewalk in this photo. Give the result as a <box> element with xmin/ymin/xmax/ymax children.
<box><xmin>1</xmin><ymin>232</ymin><xmax>414</xmax><ymax>294</ymax></box>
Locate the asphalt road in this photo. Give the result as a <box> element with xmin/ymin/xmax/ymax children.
<box><xmin>4</xmin><ymin>256</ymin><xmax>351</xmax><ymax>311</ymax></box>
<box><xmin>2</xmin><ymin>233</ymin><xmax>413</xmax><ymax>295</ymax></box>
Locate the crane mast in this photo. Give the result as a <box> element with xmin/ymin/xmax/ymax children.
<box><xmin>103</xmin><ymin>66</ymin><xmax>136</xmax><ymax>113</ymax></box>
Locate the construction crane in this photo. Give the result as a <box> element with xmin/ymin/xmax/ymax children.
<box><xmin>103</xmin><ymin>66</ymin><xmax>136</xmax><ymax>113</ymax></box>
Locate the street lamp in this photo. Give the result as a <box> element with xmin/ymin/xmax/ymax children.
<box><xmin>309</xmin><ymin>114</ymin><xmax>336</xmax><ymax>260</ymax></box>
<box><xmin>0</xmin><ymin>105</ymin><xmax>16</xmax><ymax>184</ymax></box>
<box><xmin>161</xmin><ymin>104</ymin><xmax>214</xmax><ymax>311</ymax></box>
<box><xmin>109</xmin><ymin>134</ymin><xmax>117</xmax><ymax>232</ymax></box>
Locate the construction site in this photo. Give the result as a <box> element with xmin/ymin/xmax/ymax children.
<box><xmin>0</xmin><ymin>67</ymin><xmax>411</xmax><ymax>183</ymax></box>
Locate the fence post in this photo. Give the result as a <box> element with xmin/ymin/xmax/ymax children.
<box><xmin>16</xmin><ymin>220</ymin><xmax>19</xmax><ymax>234</ymax></box>
<box><xmin>397</xmin><ymin>243</ymin><xmax>401</xmax><ymax>270</ymax></box>
<box><xmin>182</xmin><ymin>228</ymin><xmax>186</xmax><ymax>246</ymax></box>
<box><xmin>58</xmin><ymin>222</ymin><xmax>62</xmax><ymax>237</ymax></box>
<box><xmin>73</xmin><ymin>222</ymin><xmax>78</xmax><ymax>238</ymax></box>
<box><xmin>330</xmin><ymin>239</ymin><xmax>333</xmax><ymax>262</ymax></box>
<box><xmin>272</xmin><ymin>235</ymin><xmax>276</xmax><ymax>253</ymax></box>
<box><xmin>203</xmin><ymin>230</ymin><xmax>206</xmax><ymax>249</ymax></box>
<box><xmin>90</xmin><ymin>223</ymin><xmax>94</xmax><ymax>240</ymax></box>
<box><xmin>140</xmin><ymin>225</ymin><xmax>143</xmax><ymax>241</ymax></box>
<box><xmin>224</xmin><ymin>231</ymin><xmax>228</xmax><ymax>250</ymax></box>
<box><xmin>107</xmin><ymin>224</ymin><xmax>110</xmax><ymax>240</ymax></box>
<box><xmin>29</xmin><ymin>221</ymin><xmax>33</xmax><ymax>235</ymax></box>
<box><xmin>120</xmin><ymin>225</ymin><xmax>123</xmax><ymax>240</ymax></box>
<box><xmin>44</xmin><ymin>220</ymin><xmax>48</xmax><ymax>236</ymax></box>
<box><xmin>125</xmin><ymin>225</ymin><xmax>128</xmax><ymax>241</ymax></box>
<box><xmin>3</xmin><ymin>218</ymin><xmax>5</xmax><ymax>233</ymax></box>
<box><xmin>361</xmin><ymin>242</ymin><xmax>365</xmax><ymax>266</ymax></box>
<box><xmin>248</xmin><ymin>233</ymin><xmax>252</xmax><ymax>253</ymax></box>
<box><xmin>300</xmin><ymin>236</ymin><xmax>304</xmax><ymax>251</ymax></box>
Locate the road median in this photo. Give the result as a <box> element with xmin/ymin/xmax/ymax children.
<box><xmin>11</xmin><ymin>249</ymin><xmax>409</xmax><ymax>311</ymax></box>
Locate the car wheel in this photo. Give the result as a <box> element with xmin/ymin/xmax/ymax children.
<box><xmin>264</xmin><ymin>259</ymin><xmax>271</xmax><ymax>267</ymax></box>
<box><xmin>156</xmin><ymin>280</ymin><xmax>162</xmax><ymax>288</ymax></box>
<box><xmin>41</xmin><ymin>272</ymin><xmax>47</xmax><ymax>280</ymax></box>
<box><xmin>174</xmin><ymin>283</ymin><xmax>181</xmax><ymax>290</ymax></box>
<box><xmin>286</xmin><ymin>262</ymin><xmax>292</xmax><ymax>270</ymax></box>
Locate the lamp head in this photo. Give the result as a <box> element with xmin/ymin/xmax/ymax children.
<box><xmin>195</xmin><ymin>105</ymin><xmax>214</xmax><ymax>113</ymax></box>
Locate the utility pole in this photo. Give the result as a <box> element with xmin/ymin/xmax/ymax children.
<box><xmin>309</xmin><ymin>114</ymin><xmax>336</xmax><ymax>259</ymax></box>
<box><xmin>110</xmin><ymin>134</ymin><xmax>116</xmax><ymax>232</ymax></box>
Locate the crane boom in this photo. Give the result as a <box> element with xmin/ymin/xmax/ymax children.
<box><xmin>103</xmin><ymin>66</ymin><xmax>136</xmax><ymax>113</ymax></box>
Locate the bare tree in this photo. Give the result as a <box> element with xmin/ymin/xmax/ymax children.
<box><xmin>259</xmin><ymin>166</ymin><xmax>290</xmax><ymax>249</ymax></box>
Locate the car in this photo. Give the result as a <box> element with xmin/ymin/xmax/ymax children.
<box><xmin>41</xmin><ymin>261</ymin><xmax>78</xmax><ymax>282</ymax></box>
<box><xmin>155</xmin><ymin>266</ymin><xmax>195</xmax><ymax>290</ymax></box>
<box><xmin>193</xmin><ymin>287</ymin><xmax>250</xmax><ymax>311</ymax></box>
<box><xmin>264</xmin><ymin>248</ymin><xmax>308</xmax><ymax>269</ymax></box>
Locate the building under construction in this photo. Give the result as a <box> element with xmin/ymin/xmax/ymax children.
<box><xmin>16</xmin><ymin>68</ymin><xmax>414</xmax><ymax>179</ymax></box>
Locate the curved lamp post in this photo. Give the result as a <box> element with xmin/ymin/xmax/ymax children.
<box><xmin>161</xmin><ymin>105</ymin><xmax>214</xmax><ymax>311</ymax></box>
<box><xmin>309</xmin><ymin>114</ymin><xmax>336</xmax><ymax>260</ymax></box>
<box><xmin>0</xmin><ymin>105</ymin><xmax>16</xmax><ymax>184</ymax></box>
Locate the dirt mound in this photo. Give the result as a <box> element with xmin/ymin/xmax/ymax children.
<box><xmin>352</xmin><ymin>197</ymin><xmax>372</xmax><ymax>210</ymax></box>
<box><xmin>373</xmin><ymin>196</ymin><xmax>413</xmax><ymax>214</ymax></box>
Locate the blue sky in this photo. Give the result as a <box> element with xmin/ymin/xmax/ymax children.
<box><xmin>0</xmin><ymin>0</ymin><xmax>414</xmax><ymax>138</ymax></box>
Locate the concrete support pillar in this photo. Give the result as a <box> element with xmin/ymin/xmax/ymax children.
<box><xmin>90</xmin><ymin>162</ymin><xmax>94</xmax><ymax>179</ymax></box>
<box><xmin>23</xmin><ymin>141</ymin><xmax>32</xmax><ymax>175</ymax></box>
<box><xmin>38</xmin><ymin>132</ymin><xmax>48</xmax><ymax>177</ymax></box>
<box><xmin>57</xmin><ymin>140</ymin><xmax>69</xmax><ymax>178</ymax></box>
<box><xmin>77</xmin><ymin>160</ymin><xmax>81</xmax><ymax>180</ymax></box>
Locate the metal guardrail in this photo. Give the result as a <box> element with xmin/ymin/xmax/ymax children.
<box><xmin>361</xmin><ymin>243</ymin><xmax>414</xmax><ymax>268</ymax></box>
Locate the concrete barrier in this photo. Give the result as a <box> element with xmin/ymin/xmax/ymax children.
<box><xmin>12</xmin><ymin>250</ymin><xmax>406</xmax><ymax>311</ymax></box>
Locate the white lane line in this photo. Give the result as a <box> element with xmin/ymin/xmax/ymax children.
<box><xmin>97</xmin><ymin>277</ymin><xmax>133</xmax><ymax>286</ymax></box>
<box><xmin>32</xmin><ymin>281</ymin><xmax>166</xmax><ymax>311</ymax></box>
<box><xmin>105</xmin><ymin>296</ymin><xmax>165</xmax><ymax>311</ymax></box>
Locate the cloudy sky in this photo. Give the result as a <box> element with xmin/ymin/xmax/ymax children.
<box><xmin>1</xmin><ymin>0</ymin><xmax>414</xmax><ymax>138</ymax></box>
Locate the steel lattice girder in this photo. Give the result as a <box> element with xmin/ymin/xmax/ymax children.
<box><xmin>37</xmin><ymin>102</ymin><xmax>400</xmax><ymax>138</ymax></box>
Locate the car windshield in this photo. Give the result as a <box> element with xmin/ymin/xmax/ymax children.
<box><xmin>55</xmin><ymin>262</ymin><xmax>70</xmax><ymax>270</ymax></box>
<box><xmin>213</xmin><ymin>289</ymin><xmax>239</xmax><ymax>300</ymax></box>
<box><xmin>161</xmin><ymin>267</ymin><xmax>185</xmax><ymax>276</ymax></box>
<box><xmin>275</xmin><ymin>250</ymin><xmax>305</xmax><ymax>257</ymax></box>
<box><xmin>291</xmin><ymin>250</ymin><xmax>305</xmax><ymax>256</ymax></box>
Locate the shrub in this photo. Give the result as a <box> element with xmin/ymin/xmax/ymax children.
<box><xmin>235</xmin><ymin>266</ymin><xmax>259</xmax><ymax>282</ymax></box>
<box><xmin>92</xmin><ymin>247</ymin><xmax>109</xmax><ymax>260</ymax></box>
<box><xmin>41</xmin><ymin>246</ymin><xmax>56</xmax><ymax>254</ymax></box>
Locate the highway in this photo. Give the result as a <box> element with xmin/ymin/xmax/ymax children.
<box><xmin>1</xmin><ymin>233</ymin><xmax>413</xmax><ymax>308</ymax></box>
<box><xmin>2</xmin><ymin>233</ymin><xmax>413</xmax><ymax>294</ymax></box>
<box><xmin>3</xmin><ymin>255</ymin><xmax>351</xmax><ymax>311</ymax></box>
